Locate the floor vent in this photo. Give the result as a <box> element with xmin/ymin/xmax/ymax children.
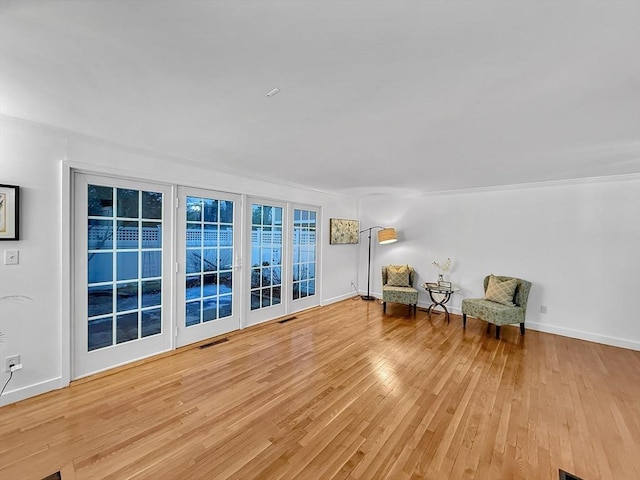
<box><xmin>559</xmin><ymin>470</ymin><xmax>584</xmax><ymax>480</ymax></box>
<box><xmin>278</xmin><ymin>316</ymin><xmax>297</xmax><ymax>324</ymax></box>
<box><xmin>199</xmin><ymin>337</ymin><xmax>229</xmax><ymax>349</ymax></box>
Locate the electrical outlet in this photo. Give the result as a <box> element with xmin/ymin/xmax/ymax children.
<box><xmin>4</xmin><ymin>250</ymin><xmax>19</xmax><ymax>265</ymax></box>
<box><xmin>5</xmin><ymin>355</ymin><xmax>20</xmax><ymax>372</ymax></box>
<box><xmin>540</xmin><ymin>305</ymin><xmax>548</xmax><ymax>314</ymax></box>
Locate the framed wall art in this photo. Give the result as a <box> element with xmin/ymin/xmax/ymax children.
<box><xmin>0</xmin><ymin>184</ymin><xmax>20</xmax><ymax>241</ymax></box>
<box><xmin>329</xmin><ymin>218</ymin><xmax>359</xmax><ymax>245</ymax></box>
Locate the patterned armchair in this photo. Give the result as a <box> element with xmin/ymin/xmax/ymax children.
<box><xmin>461</xmin><ymin>275</ymin><xmax>531</xmax><ymax>339</ymax></box>
<box><xmin>382</xmin><ymin>265</ymin><xmax>418</xmax><ymax>315</ymax></box>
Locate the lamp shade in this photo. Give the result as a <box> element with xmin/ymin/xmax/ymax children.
<box><xmin>377</xmin><ymin>228</ymin><xmax>397</xmax><ymax>244</ymax></box>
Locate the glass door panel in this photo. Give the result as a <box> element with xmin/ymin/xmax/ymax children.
<box><xmin>291</xmin><ymin>206</ymin><xmax>320</xmax><ymax>312</ymax></box>
<box><xmin>177</xmin><ymin>187</ymin><xmax>241</xmax><ymax>347</ymax></box>
<box><xmin>246</xmin><ymin>199</ymin><xmax>286</xmax><ymax>325</ymax></box>
<box><xmin>74</xmin><ymin>174</ymin><xmax>173</xmax><ymax>379</ymax></box>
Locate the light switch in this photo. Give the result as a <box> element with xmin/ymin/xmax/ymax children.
<box><xmin>4</xmin><ymin>250</ymin><xmax>19</xmax><ymax>265</ymax></box>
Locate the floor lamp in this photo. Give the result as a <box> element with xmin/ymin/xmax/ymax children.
<box><xmin>359</xmin><ymin>226</ymin><xmax>398</xmax><ymax>301</ymax></box>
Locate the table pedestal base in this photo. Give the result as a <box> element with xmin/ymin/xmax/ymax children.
<box><xmin>426</xmin><ymin>290</ymin><xmax>453</xmax><ymax>324</ymax></box>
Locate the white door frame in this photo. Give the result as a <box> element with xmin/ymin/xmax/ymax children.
<box><xmin>289</xmin><ymin>203</ymin><xmax>321</xmax><ymax>313</ymax></box>
<box><xmin>176</xmin><ymin>187</ymin><xmax>243</xmax><ymax>347</ymax></box>
<box><xmin>72</xmin><ymin>172</ymin><xmax>175</xmax><ymax>379</ymax></box>
<box><xmin>244</xmin><ymin>197</ymin><xmax>288</xmax><ymax>326</ymax></box>
<box><xmin>65</xmin><ymin>167</ymin><xmax>324</xmax><ymax>383</ymax></box>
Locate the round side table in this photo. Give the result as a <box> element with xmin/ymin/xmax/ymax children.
<box><xmin>423</xmin><ymin>282</ymin><xmax>460</xmax><ymax>324</ymax></box>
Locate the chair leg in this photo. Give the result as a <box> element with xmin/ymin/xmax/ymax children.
<box><xmin>413</xmin><ymin>304</ymin><xmax>417</xmax><ymax>316</ymax></box>
<box><xmin>495</xmin><ymin>325</ymin><xmax>501</xmax><ymax>339</ymax></box>
<box><xmin>383</xmin><ymin>302</ymin><xmax>386</xmax><ymax>314</ymax></box>
<box><xmin>408</xmin><ymin>304</ymin><xmax>411</xmax><ymax>316</ymax></box>
<box><xmin>462</xmin><ymin>313</ymin><xmax>466</xmax><ymax>329</ymax></box>
<box><xmin>486</xmin><ymin>323</ymin><xmax>491</xmax><ymax>334</ymax></box>
<box><xmin>520</xmin><ymin>323</ymin><xmax>525</xmax><ymax>335</ymax></box>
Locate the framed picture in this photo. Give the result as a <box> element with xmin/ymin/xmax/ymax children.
<box><xmin>329</xmin><ymin>218</ymin><xmax>359</xmax><ymax>244</ymax></box>
<box><xmin>0</xmin><ymin>184</ymin><xmax>20</xmax><ymax>241</ymax></box>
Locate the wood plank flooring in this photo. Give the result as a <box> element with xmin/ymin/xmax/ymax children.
<box><xmin>1</xmin><ymin>298</ymin><xmax>639</xmax><ymax>479</ymax></box>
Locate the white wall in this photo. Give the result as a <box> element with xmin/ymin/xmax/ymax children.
<box><xmin>0</xmin><ymin>116</ymin><xmax>359</xmax><ymax>405</ymax></box>
<box><xmin>0</xmin><ymin>119</ymin><xmax>67</xmax><ymax>404</ymax></box>
<box><xmin>2</xmin><ymin>114</ymin><xmax>638</xmax><ymax>407</ymax></box>
<box><xmin>358</xmin><ymin>175</ymin><xmax>640</xmax><ymax>350</ymax></box>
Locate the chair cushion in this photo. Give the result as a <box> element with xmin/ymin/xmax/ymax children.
<box><xmin>386</xmin><ymin>265</ymin><xmax>410</xmax><ymax>287</ymax></box>
<box><xmin>484</xmin><ymin>275</ymin><xmax>517</xmax><ymax>306</ymax></box>
<box><xmin>462</xmin><ymin>298</ymin><xmax>524</xmax><ymax>326</ymax></box>
<box><xmin>383</xmin><ymin>286</ymin><xmax>418</xmax><ymax>305</ymax></box>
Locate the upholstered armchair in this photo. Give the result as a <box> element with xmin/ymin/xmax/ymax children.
<box><xmin>382</xmin><ymin>265</ymin><xmax>418</xmax><ymax>315</ymax></box>
<box><xmin>461</xmin><ymin>275</ymin><xmax>531</xmax><ymax>339</ymax></box>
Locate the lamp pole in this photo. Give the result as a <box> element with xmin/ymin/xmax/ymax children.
<box><xmin>359</xmin><ymin>225</ymin><xmax>392</xmax><ymax>301</ymax></box>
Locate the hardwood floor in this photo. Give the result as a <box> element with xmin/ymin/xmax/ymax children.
<box><xmin>1</xmin><ymin>298</ymin><xmax>639</xmax><ymax>480</ymax></box>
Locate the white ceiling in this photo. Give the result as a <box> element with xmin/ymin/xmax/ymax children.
<box><xmin>1</xmin><ymin>0</ymin><xmax>639</xmax><ymax>195</ymax></box>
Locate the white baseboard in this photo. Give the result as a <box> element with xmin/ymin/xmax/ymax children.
<box><xmin>525</xmin><ymin>321</ymin><xmax>640</xmax><ymax>351</ymax></box>
<box><xmin>417</xmin><ymin>302</ymin><xmax>462</xmax><ymax>315</ymax></box>
<box><xmin>3</xmin><ymin>300</ymin><xmax>635</xmax><ymax>408</ymax></box>
<box><xmin>323</xmin><ymin>292</ymin><xmax>360</xmax><ymax>305</ymax></box>
<box><xmin>0</xmin><ymin>376</ymin><xmax>67</xmax><ymax>407</ymax></box>
<box><xmin>416</xmin><ymin>301</ymin><xmax>640</xmax><ymax>351</ymax></box>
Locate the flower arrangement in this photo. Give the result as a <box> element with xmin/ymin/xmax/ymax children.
<box><xmin>433</xmin><ymin>258</ymin><xmax>452</xmax><ymax>275</ymax></box>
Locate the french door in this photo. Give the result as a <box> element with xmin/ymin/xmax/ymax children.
<box><xmin>291</xmin><ymin>206</ymin><xmax>319</xmax><ymax>312</ymax></box>
<box><xmin>245</xmin><ymin>199</ymin><xmax>286</xmax><ymax>326</ymax></box>
<box><xmin>73</xmin><ymin>173</ymin><xmax>173</xmax><ymax>379</ymax></box>
<box><xmin>245</xmin><ymin>200</ymin><xmax>320</xmax><ymax>325</ymax></box>
<box><xmin>73</xmin><ymin>176</ymin><xmax>320</xmax><ymax>377</ymax></box>
<box><xmin>176</xmin><ymin>187</ymin><xmax>242</xmax><ymax>347</ymax></box>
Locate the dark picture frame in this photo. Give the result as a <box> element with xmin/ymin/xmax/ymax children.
<box><xmin>0</xmin><ymin>184</ymin><xmax>20</xmax><ymax>241</ymax></box>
